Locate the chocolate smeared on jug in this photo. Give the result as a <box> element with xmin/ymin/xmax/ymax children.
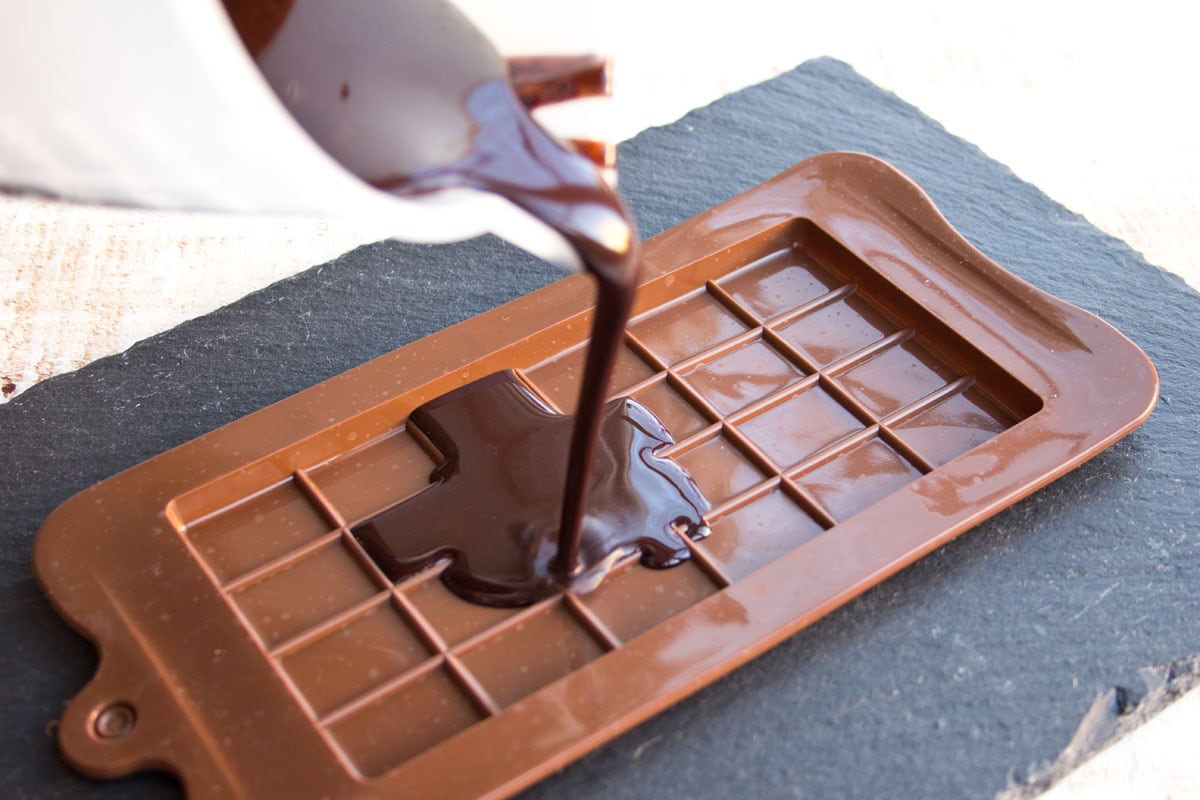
<box><xmin>222</xmin><ymin>0</ymin><xmax>710</xmax><ymax>605</ymax></box>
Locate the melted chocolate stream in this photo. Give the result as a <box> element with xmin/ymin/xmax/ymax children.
<box><xmin>222</xmin><ymin>0</ymin><xmax>708</xmax><ymax>605</ymax></box>
<box><xmin>373</xmin><ymin>79</ymin><xmax>643</xmax><ymax>583</ymax></box>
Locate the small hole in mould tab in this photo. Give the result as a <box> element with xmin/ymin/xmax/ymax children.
<box><xmin>93</xmin><ymin>703</ymin><xmax>136</xmax><ymax>739</ymax></box>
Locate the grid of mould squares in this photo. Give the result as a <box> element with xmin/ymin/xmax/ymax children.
<box><xmin>180</xmin><ymin>419</ymin><xmax>726</xmax><ymax>778</ymax></box>
<box><xmin>179</xmin><ymin>238</ymin><xmax>1022</xmax><ymax>779</ymax></box>
<box><xmin>527</xmin><ymin>243</ymin><xmax>1023</xmax><ymax>586</ymax></box>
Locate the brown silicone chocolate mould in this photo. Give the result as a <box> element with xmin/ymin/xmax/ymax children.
<box><xmin>34</xmin><ymin>153</ymin><xmax>1157</xmax><ymax>798</ymax></box>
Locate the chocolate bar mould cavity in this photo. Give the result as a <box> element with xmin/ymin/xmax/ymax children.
<box><xmin>34</xmin><ymin>153</ymin><xmax>1156</xmax><ymax>798</ymax></box>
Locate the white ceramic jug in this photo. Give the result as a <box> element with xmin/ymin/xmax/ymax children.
<box><xmin>0</xmin><ymin>0</ymin><xmax>583</xmax><ymax>267</ymax></box>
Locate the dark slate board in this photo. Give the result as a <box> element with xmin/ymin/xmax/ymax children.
<box><xmin>2</xmin><ymin>59</ymin><xmax>1197</xmax><ymax>800</ymax></box>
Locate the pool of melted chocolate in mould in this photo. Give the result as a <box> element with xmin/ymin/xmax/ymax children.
<box><xmin>351</xmin><ymin>370</ymin><xmax>709</xmax><ymax>607</ymax></box>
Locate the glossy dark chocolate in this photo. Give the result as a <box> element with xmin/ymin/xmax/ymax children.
<box><xmin>352</xmin><ymin>371</ymin><xmax>708</xmax><ymax>606</ymax></box>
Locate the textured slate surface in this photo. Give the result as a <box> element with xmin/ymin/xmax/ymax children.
<box><xmin>1</xmin><ymin>58</ymin><xmax>1196</xmax><ymax>799</ymax></box>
